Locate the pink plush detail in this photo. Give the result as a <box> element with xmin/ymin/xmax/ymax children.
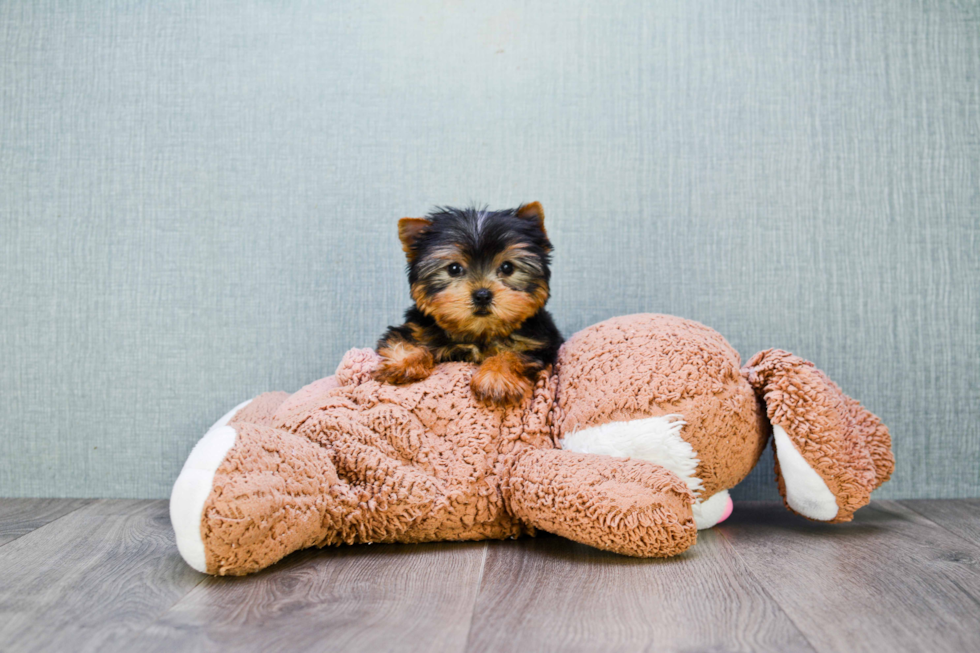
<box><xmin>717</xmin><ymin>496</ymin><xmax>734</xmax><ymax>524</ymax></box>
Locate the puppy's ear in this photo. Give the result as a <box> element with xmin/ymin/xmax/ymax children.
<box><xmin>397</xmin><ymin>218</ymin><xmax>432</xmax><ymax>261</ymax></box>
<box><xmin>516</xmin><ymin>202</ymin><xmax>549</xmax><ymax>247</ymax></box>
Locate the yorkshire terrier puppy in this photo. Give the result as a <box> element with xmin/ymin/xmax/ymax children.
<box><xmin>374</xmin><ymin>202</ymin><xmax>563</xmax><ymax>405</ymax></box>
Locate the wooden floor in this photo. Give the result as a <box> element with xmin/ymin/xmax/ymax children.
<box><xmin>0</xmin><ymin>499</ymin><xmax>978</xmax><ymax>652</ymax></box>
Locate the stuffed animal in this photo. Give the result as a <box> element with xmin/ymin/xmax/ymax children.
<box><xmin>170</xmin><ymin>314</ymin><xmax>893</xmax><ymax>576</ymax></box>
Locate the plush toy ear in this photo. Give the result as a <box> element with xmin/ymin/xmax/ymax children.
<box><xmin>516</xmin><ymin>202</ymin><xmax>549</xmax><ymax>246</ymax></box>
<box><xmin>397</xmin><ymin>218</ymin><xmax>432</xmax><ymax>261</ymax></box>
<box><xmin>743</xmin><ymin>350</ymin><xmax>894</xmax><ymax>523</ymax></box>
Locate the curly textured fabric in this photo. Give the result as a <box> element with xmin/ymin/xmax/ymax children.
<box><xmin>744</xmin><ymin>349</ymin><xmax>894</xmax><ymax>522</ymax></box>
<box><xmin>200</xmin><ymin>346</ymin><xmax>701</xmax><ymax>574</ymax></box>
<box><xmin>553</xmin><ymin>314</ymin><xmax>768</xmax><ymax>498</ymax></box>
<box><xmin>178</xmin><ymin>313</ymin><xmax>895</xmax><ymax>575</ymax></box>
<box><xmin>507</xmin><ymin>449</ymin><xmax>697</xmax><ymax>557</ymax></box>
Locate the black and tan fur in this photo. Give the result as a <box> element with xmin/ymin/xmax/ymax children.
<box><xmin>374</xmin><ymin>203</ymin><xmax>563</xmax><ymax>405</ymax></box>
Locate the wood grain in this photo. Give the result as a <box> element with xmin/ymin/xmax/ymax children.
<box><xmin>1</xmin><ymin>499</ymin><xmax>979</xmax><ymax>652</ymax></box>
<box><xmin>0</xmin><ymin>498</ymin><xmax>92</xmax><ymax>547</ymax></box>
<box><xmin>0</xmin><ymin>500</ymin><xmax>203</xmax><ymax>653</ymax></box>
<box><xmin>716</xmin><ymin>501</ymin><xmax>980</xmax><ymax>653</ymax></box>
<box><xmin>133</xmin><ymin>541</ymin><xmax>488</xmax><ymax>653</ymax></box>
<box><xmin>465</xmin><ymin>532</ymin><xmax>814</xmax><ymax>653</ymax></box>
<box><xmin>900</xmin><ymin>499</ymin><xmax>980</xmax><ymax>547</ymax></box>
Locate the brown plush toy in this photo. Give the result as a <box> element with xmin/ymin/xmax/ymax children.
<box><xmin>171</xmin><ymin>314</ymin><xmax>893</xmax><ymax>576</ymax></box>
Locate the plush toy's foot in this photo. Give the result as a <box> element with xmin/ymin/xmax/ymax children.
<box><xmin>744</xmin><ymin>350</ymin><xmax>894</xmax><ymax>523</ymax></box>
<box><xmin>195</xmin><ymin>420</ymin><xmax>347</xmax><ymax>575</ymax></box>
<box><xmin>172</xmin><ymin>387</ymin><xmax>441</xmax><ymax>576</ymax></box>
<box><xmin>559</xmin><ymin>414</ymin><xmax>734</xmax><ymax>530</ymax></box>
<box><xmin>508</xmin><ymin>448</ymin><xmax>698</xmax><ymax>557</ymax></box>
<box><xmin>692</xmin><ymin>490</ymin><xmax>733</xmax><ymax>529</ymax></box>
<box><xmin>560</xmin><ymin>415</ymin><xmax>737</xmax><ymax>530</ymax></box>
<box><xmin>171</xmin><ymin>392</ymin><xmax>311</xmax><ymax>575</ymax></box>
<box><xmin>170</xmin><ymin>398</ymin><xmax>254</xmax><ymax>573</ymax></box>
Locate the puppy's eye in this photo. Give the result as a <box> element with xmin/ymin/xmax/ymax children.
<box><xmin>498</xmin><ymin>261</ymin><xmax>514</xmax><ymax>276</ymax></box>
<box><xmin>447</xmin><ymin>263</ymin><xmax>464</xmax><ymax>277</ymax></box>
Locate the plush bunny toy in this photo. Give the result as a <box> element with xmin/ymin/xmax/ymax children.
<box><xmin>171</xmin><ymin>314</ymin><xmax>893</xmax><ymax>576</ymax></box>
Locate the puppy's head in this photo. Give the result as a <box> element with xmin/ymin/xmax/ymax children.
<box><xmin>398</xmin><ymin>203</ymin><xmax>552</xmax><ymax>339</ymax></box>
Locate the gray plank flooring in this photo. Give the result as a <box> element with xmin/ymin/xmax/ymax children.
<box><xmin>0</xmin><ymin>498</ymin><xmax>977</xmax><ymax>653</ymax></box>
<box><xmin>466</xmin><ymin>532</ymin><xmax>813</xmax><ymax>653</ymax></box>
<box><xmin>901</xmin><ymin>498</ymin><xmax>980</xmax><ymax>546</ymax></box>
<box><xmin>715</xmin><ymin>500</ymin><xmax>980</xmax><ymax>653</ymax></box>
<box><xmin>0</xmin><ymin>500</ymin><xmax>204</xmax><ymax>653</ymax></box>
<box><xmin>137</xmin><ymin>541</ymin><xmax>487</xmax><ymax>653</ymax></box>
<box><xmin>0</xmin><ymin>498</ymin><xmax>91</xmax><ymax>546</ymax></box>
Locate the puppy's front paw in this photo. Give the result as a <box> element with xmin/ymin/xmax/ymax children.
<box><xmin>471</xmin><ymin>352</ymin><xmax>533</xmax><ymax>406</ymax></box>
<box><xmin>373</xmin><ymin>343</ymin><xmax>434</xmax><ymax>385</ymax></box>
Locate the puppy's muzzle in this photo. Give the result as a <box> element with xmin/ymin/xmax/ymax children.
<box><xmin>472</xmin><ymin>288</ymin><xmax>493</xmax><ymax>308</ymax></box>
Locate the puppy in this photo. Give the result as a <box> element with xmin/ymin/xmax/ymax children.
<box><xmin>374</xmin><ymin>202</ymin><xmax>562</xmax><ymax>405</ymax></box>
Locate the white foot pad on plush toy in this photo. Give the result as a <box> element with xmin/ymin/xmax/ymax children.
<box><xmin>693</xmin><ymin>490</ymin><xmax>733</xmax><ymax>529</ymax></box>
<box><xmin>170</xmin><ymin>399</ymin><xmax>251</xmax><ymax>573</ymax></box>
<box><xmin>772</xmin><ymin>424</ymin><xmax>839</xmax><ymax>521</ymax></box>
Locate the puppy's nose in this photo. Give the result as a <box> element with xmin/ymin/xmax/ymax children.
<box><xmin>472</xmin><ymin>288</ymin><xmax>493</xmax><ymax>307</ymax></box>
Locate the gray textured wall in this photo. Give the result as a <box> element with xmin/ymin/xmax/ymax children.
<box><xmin>1</xmin><ymin>0</ymin><xmax>978</xmax><ymax>500</ymax></box>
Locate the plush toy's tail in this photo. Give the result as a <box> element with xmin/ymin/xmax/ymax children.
<box><xmin>742</xmin><ymin>350</ymin><xmax>894</xmax><ymax>523</ymax></box>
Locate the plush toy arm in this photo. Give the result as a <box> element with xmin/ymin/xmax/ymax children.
<box><xmin>506</xmin><ymin>448</ymin><xmax>698</xmax><ymax>557</ymax></box>
<box><xmin>743</xmin><ymin>349</ymin><xmax>894</xmax><ymax>523</ymax></box>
